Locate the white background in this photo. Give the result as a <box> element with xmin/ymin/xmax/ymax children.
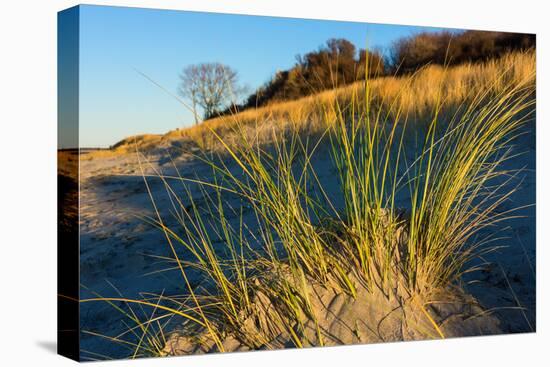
<box><xmin>0</xmin><ymin>0</ymin><xmax>547</xmax><ymax>365</ymax></box>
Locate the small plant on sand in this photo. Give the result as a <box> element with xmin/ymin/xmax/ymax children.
<box><xmin>81</xmin><ymin>52</ymin><xmax>535</xmax><ymax>360</ymax></box>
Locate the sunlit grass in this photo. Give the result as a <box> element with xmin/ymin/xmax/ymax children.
<box><xmin>80</xmin><ymin>50</ymin><xmax>535</xmax><ymax>358</ymax></box>
<box><xmin>165</xmin><ymin>50</ymin><xmax>535</xmax><ymax>151</ymax></box>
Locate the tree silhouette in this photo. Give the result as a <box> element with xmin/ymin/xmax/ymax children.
<box><xmin>178</xmin><ymin>63</ymin><xmax>243</xmax><ymax>123</ymax></box>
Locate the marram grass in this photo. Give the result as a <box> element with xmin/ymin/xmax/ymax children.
<box><xmin>80</xmin><ymin>51</ymin><xmax>535</xmax><ymax>360</ymax></box>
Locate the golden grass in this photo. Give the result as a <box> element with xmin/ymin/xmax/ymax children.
<box><xmin>161</xmin><ymin>50</ymin><xmax>534</xmax><ymax>150</ymax></box>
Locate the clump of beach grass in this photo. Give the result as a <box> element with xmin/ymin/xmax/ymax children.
<box><xmin>81</xmin><ymin>51</ymin><xmax>535</xmax><ymax>360</ymax></box>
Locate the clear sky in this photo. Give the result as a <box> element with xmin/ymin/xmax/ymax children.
<box><xmin>75</xmin><ymin>5</ymin><xmax>459</xmax><ymax>148</ymax></box>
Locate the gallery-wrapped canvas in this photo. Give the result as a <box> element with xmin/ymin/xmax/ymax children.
<box><xmin>58</xmin><ymin>4</ymin><xmax>536</xmax><ymax>361</ymax></box>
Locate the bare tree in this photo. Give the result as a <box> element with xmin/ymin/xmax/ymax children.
<box><xmin>178</xmin><ymin>63</ymin><xmax>243</xmax><ymax>123</ymax></box>
<box><xmin>178</xmin><ymin>65</ymin><xmax>201</xmax><ymax>124</ymax></box>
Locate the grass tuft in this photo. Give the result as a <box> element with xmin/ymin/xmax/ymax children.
<box><xmin>81</xmin><ymin>50</ymin><xmax>535</xmax><ymax>358</ymax></box>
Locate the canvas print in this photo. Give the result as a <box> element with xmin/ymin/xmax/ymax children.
<box><xmin>57</xmin><ymin>4</ymin><xmax>536</xmax><ymax>361</ymax></box>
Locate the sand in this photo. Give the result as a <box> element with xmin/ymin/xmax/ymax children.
<box><xmin>161</xmin><ymin>274</ymin><xmax>502</xmax><ymax>355</ymax></box>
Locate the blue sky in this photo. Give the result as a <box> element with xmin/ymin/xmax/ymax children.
<box><xmin>74</xmin><ymin>5</ymin><xmax>459</xmax><ymax>147</ymax></box>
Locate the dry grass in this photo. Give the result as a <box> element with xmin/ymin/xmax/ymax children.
<box><xmin>160</xmin><ymin>50</ymin><xmax>534</xmax><ymax>150</ymax></box>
